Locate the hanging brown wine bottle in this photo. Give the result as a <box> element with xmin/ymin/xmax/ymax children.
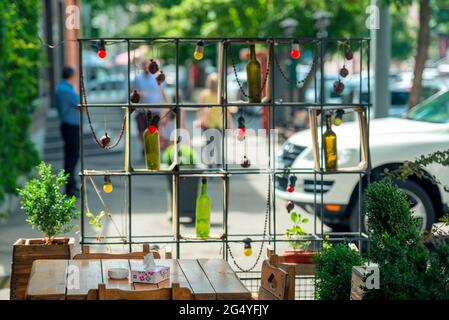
<box><xmin>323</xmin><ymin>112</ymin><xmax>337</xmax><ymax>171</ymax></box>
<box><xmin>246</xmin><ymin>44</ymin><xmax>261</xmax><ymax>103</ymax></box>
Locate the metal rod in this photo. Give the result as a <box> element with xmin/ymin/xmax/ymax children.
<box><xmin>78</xmin><ymin>40</ymin><xmax>85</xmax><ymax>245</ymax></box>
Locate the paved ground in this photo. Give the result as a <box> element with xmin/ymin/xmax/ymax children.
<box><xmin>0</xmin><ymin>106</ymin><xmax>327</xmax><ymax>299</ymax></box>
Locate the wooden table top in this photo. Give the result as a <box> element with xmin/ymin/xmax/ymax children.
<box><xmin>26</xmin><ymin>259</ymin><xmax>252</xmax><ymax>300</ymax></box>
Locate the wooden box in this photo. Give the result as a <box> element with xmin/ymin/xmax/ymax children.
<box><xmin>10</xmin><ymin>237</ymin><xmax>75</xmax><ymax>300</ymax></box>
<box><xmin>350</xmin><ymin>264</ymin><xmax>378</xmax><ymax>300</ymax></box>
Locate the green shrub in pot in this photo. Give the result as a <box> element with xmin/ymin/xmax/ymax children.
<box><xmin>17</xmin><ymin>162</ymin><xmax>79</xmax><ymax>244</ymax></box>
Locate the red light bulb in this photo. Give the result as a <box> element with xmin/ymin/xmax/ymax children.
<box><xmin>237</xmin><ymin>127</ymin><xmax>246</xmax><ymax>141</ymax></box>
<box><xmin>290</xmin><ymin>49</ymin><xmax>301</xmax><ymax>59</ymax></box>
<box><xmin>287</xmin><ymin>185</ymin><xmax>295</xmax><ymax>193</ymax></box>
<box><xmin>98</xmin><ymin>49</ymin><xmax>107</xmax><ymax>59</ymax></box>
<box><xmin>148</xmin><ymin>125</ymin><xmax>157</xmax><ymax>134</ymax></box>
<box><xmin>290</xmin><ymin>41</ymin><xmax>301</xmax><ymax>60</ymax></box>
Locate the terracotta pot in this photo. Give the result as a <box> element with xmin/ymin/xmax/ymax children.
<box><xmin>10</xmin><ymin>237</ymin><xmax>75</xmax><ymax>300</ymax></box>
<box><xmin>279</xmin><ymin>250</ymin><xmax>316</xmax><ymax>264</ymax></box>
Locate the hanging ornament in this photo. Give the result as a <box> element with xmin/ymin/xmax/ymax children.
<box><xmin>130</xmin><ymin>90</ymin><xmax>140</xmax><ymax>103</ymax></box>
<box><xmin>103</xmin><ymin>176</ymin><xmax>113</xmax><ymax>193</ymax></box>
<box><xmin>333</xmin><ymin>80</ymin><xmax>344</xmax><ymax>94</ymax></box>
<box><xmin>194</xmin><ymin>40</ymin><xmax>205</xmax><ymax>60</ymax></box>
<box><xmin>345</xmin><ymin>47</ymin><xmax>354</xmax><ymax>60</ymax></box>
<box><xmin>286</xmin><ymin>200</ymin><xmax>295</xmax><ymax>213</ymax></box>
<box><xmin>334</xmin><ymin>109</ymin><xmax>345</xmax><ymax>126</ymax></box>
<box><xmin>290</xmin><ymin>40</ymin><xmax>301</xmax><ymax>60</ymax></box>
<box><xmin>240</xmin><ymin>156</ymin><xmax>251</xmax><ymax>168</ymax></box>
<box><xmin>100</xmin><ymin>132</ymin><xmax>111</xmax><ymax>148</ymax></box>
<box><xmin>156</xmin><ymin>71</ymin><xmax>165</xmax><ymax>85</ymax></box>
<box><xmin>339</xmin><ymin>65</ymin><xmax>349</xmax><ymax>78</ymax></box>
<box><xmin>237</xmin><ymin>116</ymin><xmax>246</xmax><ymax>141</ymax></box>
<box><xmin>148</xmin><ymin>59</ymin><xmax>159</xmax><ymax>74</ymax></box>
<box><xmin>243</xmin><ymin>237</ymin><xmax>253</xmax><ymax>256</ymax></box>
<box><xmin>97</xmin><ymin>40</ymin><xmax>107</xmax><ymax>59</ymax></box>
<box><xmin>287</xmin><ymin>175</ymin><xmax>297</xmax><ymax>193</ymax></box>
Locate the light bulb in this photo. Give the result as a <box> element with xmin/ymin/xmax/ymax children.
<box><xmin>97</xmin><ymin>40</ymin><xmax>107</xmax><ymax>59</ymax></box>
<box><xmin>194</xmin><ymin>40</ymin><xmax>204</xmax><ymax>60</ymax></box>
<box><xmin>243</xmin><ymin>238</ymin><xmax>252</xmax><ymax>256</ymax></box>
<box><xmin>148</xmin><ymin>125</ymin><xmax>157</xmax><ymax>134</ymax></box>
<box><xmin>97</xmin><ymin>49</ymin><xmax>107</xmax><ymax>59</ymax></box>
<box><xmin>237</xmin><ymin>127</ymin><xmax>246</xmax><ymax>141</ymax></box>
<box><xmin>290</xmin><ymin>40</ymin><xmax>301</xmax><ymax>60</ymax></box>
<box><xmin>244</xmin><ymin>248</ymin><xmax>253</xmax><ymax>257</ymax></box>
<box><xmin>333</xmin><ymin>117</ymin><xmax>343</xmax><ymax>126</ymax></box>
<box><xmin>103</xmin><ymin>176</ymin><xmax>113</xmax><ymax>193</ymax></box>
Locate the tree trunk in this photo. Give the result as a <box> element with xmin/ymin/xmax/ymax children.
<box><xmin>409</xmin><ymin>0</ymin><xmax>431</xmax><ymax>109</ymax></box>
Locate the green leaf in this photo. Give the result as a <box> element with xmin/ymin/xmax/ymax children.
<box><xmin>290</xmin><ymin>212</ymin><xmax>299</xmax><ymax>224</ymax></box>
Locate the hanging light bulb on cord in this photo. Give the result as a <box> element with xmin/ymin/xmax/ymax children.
<box><xmin>103</xmin><ymin>175</ymin><xmax>113</xmax><ymax>193</ymax></box>
<box><xmin>290</xmin><ymin>40</ymin><xmax>301</xmax><ymax>60</ymax></box>
<box><xmin>97</xmin><ymin>39</ymin><xmax>107</xmax><ymax>59</ymax></box>
<box><xmin>194</xmin><ymin>40</ymin><xmax>204</xmax><ymax>60</ymax></box>
<box><xmin>243</xmin><ymin>237</ymin><xmax>253</xmax><ymax>256</ymax></box>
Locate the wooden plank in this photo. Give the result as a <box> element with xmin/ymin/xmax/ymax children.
<box><xmin>26</xmin><ymin>260</ymin><xmax>68</xmax><ymax>300</ymax></box>
<box><xmin>198</xmin><ymin>259</ymin><xmax>251</xmax><ymax>300</ymax></box>
<box><xmin>66</xmin><ymin>259</ymin><xmax>102</xmax><ymax>300</ymax></box>
<box><xmin>178</xmin><ymin>259</ymin><xmax>216</xmax><ymax>300</ymax></box>
<box><xmin>101</xmin><ymin>259</ymin><xmax>132</xmax><ymax>290</ymax></box>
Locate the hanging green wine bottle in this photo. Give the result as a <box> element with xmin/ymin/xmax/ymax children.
<box><xmin>246</xmin><ymin>44</ymin><xmax>261</xmax><ymax>103</ymax></box>
<box><xmin>196</xmin><ymin>178</ymin><xmax>211</xmax><ymax>238</ymax></box>
<box><xmin>144</xmin><ymin>112</ymin><xmax>160</xmax><ymax>170</ymax></box>
<box><xmin>323</xmin><ymin>112</ymin><xmax>338</xmax><ymax>171</ymax></box>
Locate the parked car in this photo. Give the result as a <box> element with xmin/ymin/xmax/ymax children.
<box><xmin>86</xmin><ymin>73</ymin><xmax>128</xmax><ymax>104</ymax></box>
<box><xmin>276</xmin><ymin>89</ymin><xmax>449</xmax><ymax>232</ymax></box>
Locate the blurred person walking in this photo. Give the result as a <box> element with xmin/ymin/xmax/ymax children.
<box><xmin>133</xmin><ymin>60</ymin><xmax>169</xmax><ymax>156</ymax></box>
<box><xmin>196</xmin><ymin>73</ymin><xmax>234</xmax><ymax>130</ymax></box>
<box><xmin>55</xmin><ymin>66</ymin><xmax>80</xmax><ymax>197</ymax></box>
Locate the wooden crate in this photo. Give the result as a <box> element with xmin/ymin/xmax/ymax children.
<box><xmin>10</xmin><ymin>237</ymin><xmax>75</xmax><ymax>300</ymax></box>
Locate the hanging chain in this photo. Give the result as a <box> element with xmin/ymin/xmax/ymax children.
<box><xmin>226</xmin><ymin>175</ymin><xmax>271</xmax><ymax>272</ymax></box>
<box><xmin>274</xmin><ymin>52</ymin><xmax>317</xmax><ymax>88</ymax></box>
<box><xmin>229</xmin><ymin>43</ymin><xmax>271</xmax><ymax>101</ymax></box>
<box><xmin>80</xmin><ymin>72</ymin><xmax>126</xmax><ymax>150</ymax></box>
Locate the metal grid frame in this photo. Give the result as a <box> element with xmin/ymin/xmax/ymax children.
<box><xmin>77</xmin><ymin>37</ymin><xmax>371</xmax><ymax>263</ymax></box>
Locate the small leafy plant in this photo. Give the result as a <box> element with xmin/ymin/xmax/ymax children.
<box><xmin>17</xmin><ymin>162</ymin><xmax>79</xmax><ymax>244</ymax></box>
<box><xmin>86</xmin><ymin>211</ymin><xmax>106</xmax><ymax>228</ymax></box>
<box><xmin>285</xmin><ymin>210</ymin><xmax>310</xmax><ymax>250</ymax></box>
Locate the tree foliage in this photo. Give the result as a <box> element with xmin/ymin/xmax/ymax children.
<box><xmin>0</xmin><ymin>0</ymin><xmax>40</xmax><ymax>214</ymax></box>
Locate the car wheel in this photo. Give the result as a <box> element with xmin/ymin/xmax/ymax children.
<box><xmin>349</xmin><ymin>180</ymin><xmax>435</xmax><ymax>234</ymax></box>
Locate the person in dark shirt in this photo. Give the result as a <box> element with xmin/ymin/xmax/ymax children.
<box><xmin>55</xmin><ymin>66</ymin><xmax>80</xmax><ymax>197</ymax></box>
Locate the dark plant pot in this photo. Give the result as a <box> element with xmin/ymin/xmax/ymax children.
<box><xmin>10</xmin><ymin>237</ymin><xmax>75</xmax><ymax>300</ymax></box>
<box><xmin>168</xmin><ymin>176</ymin><xmax>200</xmax><ymax>222</ymax></box>
<box><xmin>279</xmin><ymin>250</ymin><xmax>317</xmax><ymax>264</ymax></box>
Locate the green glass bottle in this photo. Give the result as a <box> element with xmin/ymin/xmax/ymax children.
<box><xmin>196</xmin><ymin>178</ymin><xmax>211</xmax><ymax>238</ymax></box>
<box><xmin>246</xmin><ymin>44</ymin><xmax>261</xmax><ymax>103</ymax></box>
<box><xmin>323</xmin><ymin>112</ymin><xmax>338</xmax><ymax>171</ymax></box>
<box><xmin>144</xmin><ymin>113</ymin><xmax>160</xmax><ymax>170</ymax></box>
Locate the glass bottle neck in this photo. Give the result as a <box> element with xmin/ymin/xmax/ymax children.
<box><xmin>326</xmin><ymin>115</ymin><xmax>332</xmax><ymax>130</ymax></box>
<box><xmin>249</xmin><ymin>45</ymin><xmax>256</xmax><ymax>60</ymax></box>
<box><xmin>201</xmin><ymin>179</ymin><xmax>207</xmax><ymax>194</ymax></box>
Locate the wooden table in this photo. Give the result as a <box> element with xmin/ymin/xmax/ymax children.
<box><xmin>26</xmin><ymin>259</ymin><xmax>252</xmax><ymax>300</ymax></box>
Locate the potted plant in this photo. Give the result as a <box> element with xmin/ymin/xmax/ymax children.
<box><xmin>10</xmin><ymin>162</ymin><xmax>79</xmax><ymax>299</ymax></box>
<box><xmin>163</xmin><ymin>144</ymin><xmax>199</xmax><ymax>223</ymax></box>
<box><xmin>280</xmin><ymin>209</ymin><xmax>316</xmax><ymax>264</ymax></box>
